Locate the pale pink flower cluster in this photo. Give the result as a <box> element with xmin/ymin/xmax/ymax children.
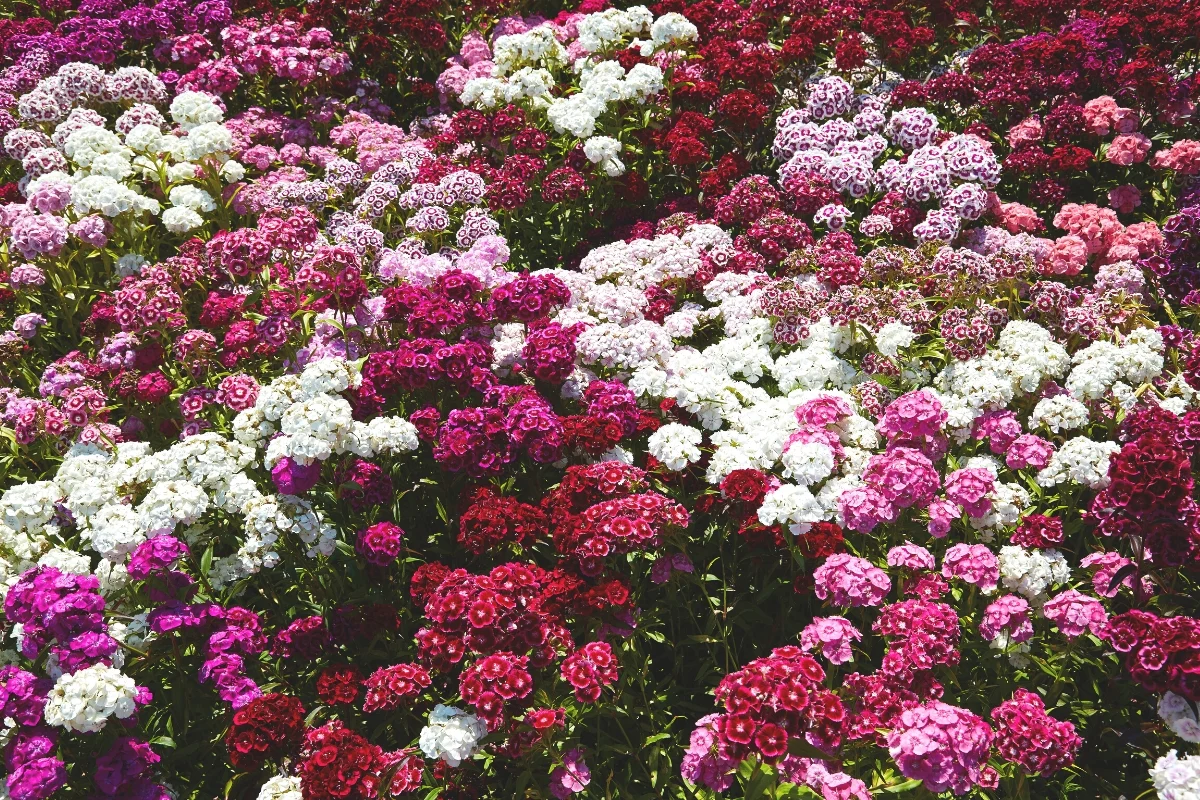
<box><xmin>887</xmin><ymin>543</ymin><xmax>936</xmax><ymax>571</ymax></box>
<box><xmin>979</xmin><ymin>595</ymin><xmax>1034</xmax><ymax>644</ymax></box>
<box><xmin>799</xmin><ymin>616</ymin><xmax>863</xmax><ymax>664</ymax></box>
<box><xmin>1041</xmin><ymin>590</ymin><xmax>1109</xmax><ymax>639</ymax></box>
<box><xmin>1082</xmin><ymin>96</ymin><xmax>1139</xmax><ymax>137</ymax></box>
<box><xmin>941</xmin><ymin>544</ymin><xmax>999</xmax><ymax>592</ymax></box>
<box><xmin>887</xmin><ymin>701</ymin><xmax>994</xmax><ymax>795</ymax></box>
<box><xmin>1152</xmin><ymin>140</ymin><xmax>1200</xmax><ymax>175</ymax></box>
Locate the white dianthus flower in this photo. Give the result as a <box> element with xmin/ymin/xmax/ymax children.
<box><xmin>168</xmin><ymin>184</ymin><xmax>216</xmax><ymax>212</ymax></box>
<box><xmin>758</xmin><ymin>483</ymin><xmax>823</xmax><ymax>534</ymax></box>
<box><xmin>419</xmin><ymin>704</ymin><xmax>488</xmax><ymax>767</ymax></box>
<box><xmin>169</xmin><ymin>91</ymin><xmax>224</xmax><ymax>130</ymax></box>
<box><xmin>649</xmin><ymin>12</ymin><xmax>698</xmax><ymax>46</ymax></box>
<box><xmin>37</xmin><ymin>548</ymin><xmax>92</xmax><ymax>575</ymax></box>
<box><xmin>43</xmin><ymin>664</ymin><xmax>138</xmax><ymax>733</ymax></box>
<box><xmin>257</xmin><ymin>776</ymin><xmax>303</xmax><ymax>800</ymax></box>
<box><xmin>997</xmin><ymin>545</ymin><xmax>1070</xmax><ymax>602</ymax></box>
<box><xmin>874</xmin><ymin>321</ymin><xmax>915</xmax><ymax>358</ymax></box>
<box><xmin>137</xmin><ymin>480</ymin><xmax>210</xmax><ymax>535</ymax></box>
<box><xmin>162</xmin><ymin>206</ymin><xmax>204</xmax><ymax>233</ymax></box>
<box><xmin>1028</xmin><ymin>394</ymin><xmax>1090</xmax><ymax>433</ymax></box>
<box><xmin>0</xmin><ymin>482</ymin><xmax>62</xmax><ymax>534</ymax></box>
<box><xmin>1152</xmin><ymin>750</ymin><xmax>1200</xmax><ymax>800</ymax></box>
<box><xmin>1036</xmin><ymin>437</ymin><xmax>1119</xmax><ymax>490</ymax></box>
<box><xmin>647</xmin><ymin>423</ymin><xmax>703</xmax><ymax>471</ymax></box>
<box><xmin>583</xmin><ymin>136</ymin><xmax>626</xmax><ymax>176</ymax></box>
<box><xmin>1160</xmin><ymin>693</ymin><xmax>1200</xmax><ymax>744</ymax></box>
<box><xmin>780</xmin><ymin>441</ymin><xmax>835</xmax><ymax>486</ymax></box>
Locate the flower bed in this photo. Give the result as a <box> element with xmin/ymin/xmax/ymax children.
<box><xmin>1</xmin><ymin>0</ymin><xmax>1200</xmax><ymax>798</ymax></box>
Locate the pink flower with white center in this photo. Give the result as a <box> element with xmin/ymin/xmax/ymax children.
<box><xmin>944</xmin><ymin>467</ymin><xmax>995</xmax><ymax>518</ymax></box>
<box><xmin>926</xmin><ymin>499</ymin><xmax>959</xmax><ymax>538</ymax></box>
<box><xmin>813</xmin><ymin>554</ymin><xmax>891</xmax><ymax>608</ymax></box>
<box><xmin>799</xmin><ymin>616</ymin><xmax>862</xmax><ymax>664</ymax></box>
<box><xmin>887</xmin><ymin>543</ymin><xmax>935</xmax><ymax>571</ymax></box>
<box><xmin>979</xmin><ymin>595</ymin><xmax>1034</xmax><ymax>645</ymax></box>
<box><xmin>837</xmin><ymin>486</ymin><xmax>896</xmax><ymax>534</ymax></box>
<box><xmin>1005</xmin><ymin>434</ymin><xmax>1055</xmax><ymax>471</ymax></box>
<box><xmin>1042</xmin><ymin>590</ymin><xmax>1109</xmax><ymax>639</ymax></box>
<box><xmin>887</xmin><ymin>701</ymin><xmax>993</xmax><ymax>795</ymax></box>
<box><xmin>941</xmin><ymin>544</ymin><xmax>999</xmax><ymax>592</ymax></box>
<box><xmin>216</xmin><ymin>373</ymin><xmax>260</xmax><ymax>412</ymax></box>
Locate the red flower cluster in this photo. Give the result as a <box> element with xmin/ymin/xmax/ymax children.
<box><xmin>316</xmin><ymin>665</ymin><xmax>362</xmax><ymax>706</ymax></box>
<box><xmin>459</xmin><ymin>652</ymin><xmax>534</xmax><ymax>730</ymax></box>
<box><xmin>362</xmin><ymin>663</ymin><xmax>432</xmax><ymax>713</ymax></box>
<box><xmin>1093</xmin><ymin>404</ymin><xmax>1199</xmax><ymax>566</ymax></box>
<box><xmin>224</xmin><ymin>693</ymin><xmax>306</xmax><ymax>771</ymax></box>
<box><xmin>711</xmin><ymin>645</ymin><xmax>844</xmax><ymax>760</ymax></box>
<box><xmin>414</xmin><ymin>563</ymin><xmax>573</xmax><ymax>670</ymax></box>
<box><xmin>458</xmin><ymin>488</ymin><xmax>548</xmax><ymax>555</ymax></box>
<box><xmin>560</xmin><ymin>641</ymin><xmax>619</xmax><ymax>703</ymax></box>
<box><xmin>296</xmin><ymin>721</ymin><xmax>387</xmax><ymax>800</ymax></box>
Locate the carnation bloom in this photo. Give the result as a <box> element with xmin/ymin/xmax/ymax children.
<box><xmin>799</xmin><ymin>616</ymin><xmax>862</xmax><ymax>664</ymax></box>
<box><xmin>991</xmin><ymin>689</ymin><xmax>1081</xmax><ymax>776</ymax></box>
<box><xmin>813</xmin><ymin>554</ymin><xmax>891</xmax><ymax>607</ymax></box>
<box><xmin>1041</xmin><ymin>589</ymin><xmax>1108</xmax><ymax>639</ymax></box>
<box><xmin>886</xmin><ymin>701</ymin><xmax>993</xmax><ymax>795</ymax></box>
<box><xmin>941</xmin><ymin>544</ymin><xmax>999</xmax><ymax>592</ymax></box>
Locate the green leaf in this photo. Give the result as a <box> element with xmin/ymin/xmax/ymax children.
<box><xmin>881</xmin><ymin>779</ymin><xmax>924</xmax><ymax>793</ymax></box>
<box><xmin>787</xmin><ymin>737</ymin><xmax>833</xmax><ymax>761</ymax></box>
<box><xmin>199</xmin><ymin>543</ymin><xmax>214</xmax><ymax>579</ymax></box>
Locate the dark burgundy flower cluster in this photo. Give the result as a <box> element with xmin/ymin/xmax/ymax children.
<box><xmin>316</xmin><ymin>665</ymin><xmax>363</xmax><ymax>706</ymax></box>
<box><xmin>1092</xmin><ymin>403</ymin><xmax>1199</xmax><ymax>566</ymax></box>
<box><xmin>457</xmin><ymin>488</ymin><xmax>549</xmax><ymax>555</ymax></box>
<box><xmin>991</xmin><ymin>689</ymin><xmax>1082</xmax><ymax>776</ymax></box>
<box><xmin>1103</xmin><ymin>610</ymin><xmax>1200</xmax><ymax>700</ymax></box>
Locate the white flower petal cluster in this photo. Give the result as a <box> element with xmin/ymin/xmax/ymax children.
<box><xmin>43</xmin><ymin>664</ymin><xmax>138</xmax><ymax>733</ymax></box>
<box><xmin>647</xmin><ymin>423</ymin><xmax>703</xmax><ymax>471</ymax></box>
<box><xmin>583</xmin><ymin>136</ymin><xmax>626</xmax><ymax>176</ymax></box>
<box><xmin>1066</xmin><ymin>330</ymin><xmax>1164</xmax><ymax>402</ymax></box>
<box><xmin>419</xmin><ymin>704</ymin><xmax>488</xmax><ymax>767</ymax></box>
<box><xmin>997</xmin><ymin>546</ymin><xmax>1070</xmax><ymax>602</ymax></box>
<box><xmin>1160</xmin><ymin>693</ymin><xmax>1200</xmax><ymax>744</ymax></box>
<box><xmin>1036</xmin><ymin>437</ymin><xmax>1120</xmax><ymax>490</ymax></box>
<box><xmin>257</xmin><ymin>776</ymin><xmax>303</xmax><ymax>800</ymax></box>
<box><xmin>1028</xmin><ymin>394</ymin><xmax>1091</xmax><ymax>433</ymax></box>
<box><xmin>758</xmin><ymin>484</ymin><xmax>823</xmax><ymax>535</ymax></box>
<box><xmin>781</xmin><ymin>441</ymin><xmax>835</xmax><ymax>486</ymax></box>
<box><xmin>461</xmin><ymin>6</ymin><xmax>679</xmax><ymax>137</ymax></box>
<box><xmin>1152</xmin><ymin>750</ymin><xmax>1200</xmax><ymax>800</ymax></box>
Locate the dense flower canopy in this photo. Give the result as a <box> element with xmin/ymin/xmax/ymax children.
<box><xmin>1</xmin><ymin>0</ymin><xmax>1200</xmax><ymax>798</ymax></box>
